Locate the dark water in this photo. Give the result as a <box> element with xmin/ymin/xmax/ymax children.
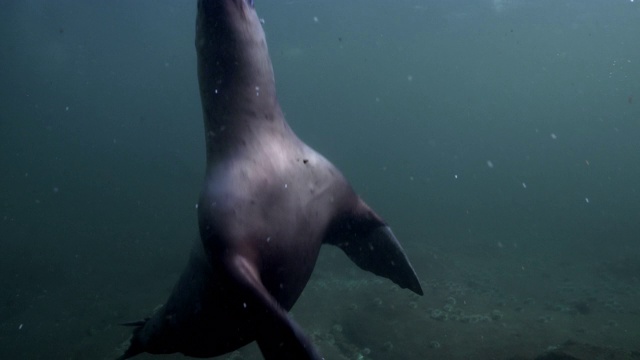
<box><xmin>1</xmin><ymin>0</ymin><xmax>639</xmax><ymax>359</ymax></box>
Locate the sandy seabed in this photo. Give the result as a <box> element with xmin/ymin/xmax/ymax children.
<box><xmin>1</xmin><ymin>240</ymin><xmax>638</xmax><ymax>360</ymax></box>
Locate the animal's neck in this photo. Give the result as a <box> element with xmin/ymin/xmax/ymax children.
<box><xmin>196</xmin><ymin>0</ymin><xmax>285</xmax><ymax>162</ymax></box>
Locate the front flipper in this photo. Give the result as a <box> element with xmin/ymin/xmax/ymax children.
<box><xmin>226</xmin><ymin>255</ymin><xmax>323</xmax><ymax>360</ymax></box>
<box><xmin>325</xmin><ymin>199</ymin><xmax>424</xmax><ymax>296</ymax></box>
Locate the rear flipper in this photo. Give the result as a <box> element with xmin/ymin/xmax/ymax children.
<box><xmin>227</xmin><ymin>255</ymin><xmax>323</xmax><ymax>360</ymax></box>
<box><xmin>325</xmin><ymin>199</ymin><xmax>424</xmax><ymax>296</ymax></box>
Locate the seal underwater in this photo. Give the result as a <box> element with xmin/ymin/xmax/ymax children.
<box><xmin>118</xmin><ymin>0</ymin><xmax>423</xmax><ymax>359</ymax></box>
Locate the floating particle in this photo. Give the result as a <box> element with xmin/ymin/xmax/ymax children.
<box><xmin>550</xmin><ymin>133</ymin><xmax>557</xmax><ymax>140</ymax></box>
<box><xmin>313</xmin><ymin>16</ymin><xmax>319</xmax><ymax>23</ymax></box>
<box><xmin>18</xmin><ymin>324</ymin><xmax>23</xmax><ymax>330</ymax></box>
<box><xmin>522</xmin><ymin>182</ymin><xmax>527</xmax><ymax>189</ymax></box>
<box><xmin>454</xmin><ymin>174</ymin><xmax>458</xmax><ymax>179</ymax></box>
<box><xmin>585</xmin><ymin>197</ymin><xmax>590</xmax><ymax>203</ymax></box>
<box><xmin>407</xmin><ymin>75</ymin><xmax>413</xmax><ymax>82</ymax></box>
<box><xmin>486</xmin><ymin>160</ymin><xmax>494</xmax><ymax>168</ymax></box>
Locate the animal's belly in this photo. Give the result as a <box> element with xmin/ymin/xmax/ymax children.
<box><xmin>256</xmin><ymin>238</ymin><xmax>322</xmax><ymax>311</ymax></box>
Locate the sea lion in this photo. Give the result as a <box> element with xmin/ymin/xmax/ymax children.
<box><xmin>118</xmin><ymin>1</ymin><xmax>422</xmax><ymax>359</ymax></box>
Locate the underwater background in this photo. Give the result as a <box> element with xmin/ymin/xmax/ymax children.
<box><xmin>1</xmin><ymin>0</ymin><xmax>639</xmax><ymax>359</ymax></box>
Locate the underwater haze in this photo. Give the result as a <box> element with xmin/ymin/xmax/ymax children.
<box><xmin>1</xmin><ymin>0</ymin><xmax>639</xmax><ymax>359</ymax></box>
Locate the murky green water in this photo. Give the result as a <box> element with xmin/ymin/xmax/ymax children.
<box><xmin>1</xmin><ymin>1</ymin><xmax>639</xmax><ymax>359</ymax></box>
